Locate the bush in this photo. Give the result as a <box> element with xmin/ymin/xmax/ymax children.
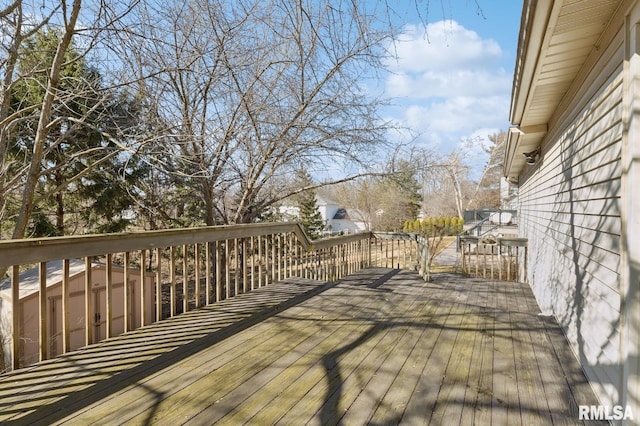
<box><xmin>403</xmin><ymin>216</ymin><xmax>464</xmax><ymax>236</ymax></box>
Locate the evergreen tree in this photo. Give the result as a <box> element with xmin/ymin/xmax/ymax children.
<box><xmin>293</xmin><ymin>169</ymin><xmax>324</xmax><ymax>239</ymax></box>
<box><xmin>298</xmin><ymin>191</ymin><xmax>324</xmax><ymax>240</ymax></box>
<box><xmin>7</xmin><ymin>29</ymin><xmax>145</xmax><ymax>235</ymax></box>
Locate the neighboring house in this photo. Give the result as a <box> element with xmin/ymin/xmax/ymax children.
<box><xmin>279</xmin><ymin>194</ymin><xmax>369</xmax><ymax>234</ymax></box>
<box><xmin>506</xmin><ymin>0</ymin><xmax>639</xmax><ymax>421</ymax></box>
<box><xmin>329</xmin><ymin>207</ymin><xmax>369</xmax><ymax>234</ymax></box>
<box><xmin>0</xmin><ymin>260</ymin><xmax>154</xmax><ymax>368</ymax></box>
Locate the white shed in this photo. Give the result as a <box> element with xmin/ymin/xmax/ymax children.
<box><xmin>0</xmin><ymin>259</ymin><xmax>154</xmax><ymax>368</ymax></box>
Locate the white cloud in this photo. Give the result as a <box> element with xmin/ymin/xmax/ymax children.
<box><xmin>382</xmin><ymin>19</ymin><xmax>512</xmax><ymax>171</ymax></box>
<box><xmin>386</xmin><ymin>68</ymin><xmax>511</xmax><ymax>99</ymax></box>
<box><xmin>386</xmin><ymin>21</ymin><xmax>502</xmax><ymax>73</ymax></box>
<box><xmin>404</xmin><ymin>96</ymin><xmax>509</xmax><ymax>135</ymax></box>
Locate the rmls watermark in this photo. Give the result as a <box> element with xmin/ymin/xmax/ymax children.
<box><xmin>579</xmin><ymin>405</ymin><xmax>634</xmax><ymax>421</ymax></box>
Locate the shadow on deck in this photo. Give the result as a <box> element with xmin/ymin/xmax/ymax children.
<box><xmin>0</xmin><ymin>268</ymin><xmax>604</xmax><ymax>425</ymax></box>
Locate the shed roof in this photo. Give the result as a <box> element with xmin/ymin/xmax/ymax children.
<box><xmin>0</xmin><ymin>259</ymin><xmax>96</xmax><ymax>300</ymax></box>
<box><xmin>505</xmin><ymin>0</ymin><xmax>623</xmax><ymax>181</ymax></box>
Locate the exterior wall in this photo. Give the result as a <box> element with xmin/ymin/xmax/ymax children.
<box><xmin>329</xmin><ymin>219</ymin><xmax>367</xmax><ymax>234</ymax></box>
<box><xmin>518</xmin><ymin>28</ymin><xmax>625</xmax><ymax>407</ymax></box>
<box><xmin>622</xmin><ymin>3</ymin><xmax>640</xmax><ymax>421</ymax></box>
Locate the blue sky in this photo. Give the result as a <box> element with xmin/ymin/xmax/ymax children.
<box><xmin>380</xmin><ymin>1</ymin><xmax>524</xmax><ymax>175</ymax></box>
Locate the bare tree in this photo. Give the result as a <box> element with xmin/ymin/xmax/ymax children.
<box><xmin>1</xmin><ymin>0</ymin><xmax>487</xmax><ymax>237</ymax></box>
<box><xmin>0</xmin><ymin>1</ymin><xmax>58</xmax><ymax>235</ymax></box>
<box><xmin>122</xmin><ymin>0</ymin><xmax>395</xmax><ymax>225</ymax></box>
<box><xmin>467</xmin><ymin>130</ymin><xmax>506</xmax><ymax>209</ymax></box>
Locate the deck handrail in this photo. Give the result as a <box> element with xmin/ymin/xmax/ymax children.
<box><xmin>0</xmin><ymin>222</ymin><xmax>314</xmax><ymax>269</ymax></box>
<box><xmin>0</xmin><ymin>223</ymin><xmax>425</xmax><ymax>372</ymax></box>
<box><xmin>459</xmin><ymin>235</ymin><xmax>528</xmax><ymax>282</ymax></box>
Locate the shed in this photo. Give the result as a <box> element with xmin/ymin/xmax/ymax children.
<box><xmin>0</xmin><ymin>259</ymin><xmax>154</xmax><ymax>368</ymax></box>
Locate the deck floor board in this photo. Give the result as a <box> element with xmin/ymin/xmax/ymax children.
<box><xmin>0</xmin><ymin>268</ymin><xmax>606</xmax><ymax>425</ymax></box>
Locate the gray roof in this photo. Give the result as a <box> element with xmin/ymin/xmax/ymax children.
<box><xmin>0</xmin><ymin>259</ymin><xmax>93</xmax><ymax>300</ymax></box>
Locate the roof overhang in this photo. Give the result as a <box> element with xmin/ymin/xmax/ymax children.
<box><xmin>505</xmin><ymin>0</ymin><xmax>623</xmax><ymax>181</ymax></box>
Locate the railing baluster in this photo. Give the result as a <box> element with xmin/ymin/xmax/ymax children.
<box><xmin>242</xmin><ymin>239</ymin><xmax>247</xmax><ymax>293</ymax></box>
<box><xmin>140</xmin><ymin>249</ymin><xmax>147</xmax><ymax>326</ymax></box>
<box><xmin>257</xmin><ymin>235</ymin><xmax>263</xmax><ymax>288</ymax></box>
<box><xmin>276</xmin><ymin>235</ymin><xmax>282</xmax><ymax>282</ymax></box>
<box><xmin>250</xmin><ymin>237</ymin><xmax>255</xmax><ymax>290</ymax></box>
<box><xmin>106</xmin><ymin>255</ymin><xmax>113</xmax><ymax>339</ymax></box>
<box><xmin>84</xmin><ymin>257</ymin><xmax>93</xmax><ymax>346</ymax></box>
<box><xmin>215</xmin><ymin>241</ymin><xmax>222</xmax><ymax>301</ymax></box>
<box><xmin>225</xmin><ymin>240</ymin><xmax>231</xmax><ymax>298</ymax></box>
<box><xmin>271</xmin><ymin>235</ymin><xmax>276</xmax><ymax>285</ymax></box>
<box><xmin>195</xmin><ymin>243</ymin><xmax>201</xmax><ymax>308</ymax></box>
<box><xmin>124</xmin><ymin>252</ymin><xmax>130</xmax><ymax>332</ymax></box>
<box><xmin>62</xmin><ymin>259</ymin><xmax>70</xmax><ymax>354</ymax></box>
<box><xmin>234</xmin><ymin>238</ymin><xmax>240</xmax><ymax>296</ymax></box>
<box><xmin>170</xmin><ymin>247</ymin><xmax>177</xmax><ymax>317</ymax></box>
<box><xmin>206</xmin><ymin>242</ymin><xmax>212</xmax><ymax>305</ymax></box>
<box><xmin>38</xmin><ymin>262</ymin><xmax>47</xmax><ymax>362</ymax></box>
<box><xmin>11</xmin><ymin>265</ymin><xmax>20</xmax><ymax>370</ymax></box>
<box><xmin>155</xmin><ymin>247</ymin><xmax>162</xmax><ymax>321</ymax></box>
<box><xmin>183</xmin><ymin>245</ymin><xmax>188</xmax><ymax>314</ymax></box>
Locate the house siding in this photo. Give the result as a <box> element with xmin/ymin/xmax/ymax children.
<box><xmin>519</xmin><ymin>31</ymin><xmax>624</xmax><ymax>406</ymax></box>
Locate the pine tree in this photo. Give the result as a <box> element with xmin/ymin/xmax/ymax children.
<box><xmin>293</xmin><ymin>169</ymin><xmax>324</xmax><ymax>239</ymax></box>
<box><xmin>8</xmin><ymin>29</ymin><xmax>145</xmax><ymax>235</ymax></box>
<box><xmin>298</xmin><ymin>190</ymin><xmax>324</xmax><ymax>239</ymax></box>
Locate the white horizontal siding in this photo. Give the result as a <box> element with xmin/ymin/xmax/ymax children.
<box><xmin>519</xmin><ymin>37</ymin><xmax>624</xmax><ymax>407</ymax></box>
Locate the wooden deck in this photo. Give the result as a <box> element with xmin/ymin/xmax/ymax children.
<box><xmin>0</xmin><ymin>268</ymin><xmax>604</xmax><ymax>425</ymax></box>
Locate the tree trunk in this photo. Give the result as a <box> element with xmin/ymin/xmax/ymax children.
<box><xmin>12</xmin><ymin>0</ymin><xmax>82</xmax><ymax>240</ymax></box>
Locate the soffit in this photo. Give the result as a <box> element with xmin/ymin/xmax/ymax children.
<box><xmin>505</xmin><ymin>0</ymin><xmax>621</xmax><ymax>180</ymax></box>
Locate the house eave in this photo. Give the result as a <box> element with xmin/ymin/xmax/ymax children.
<box><xmin>505</xmin><ymin>0</ymin><xmax>623</xmax><ymax>179</ymax></box>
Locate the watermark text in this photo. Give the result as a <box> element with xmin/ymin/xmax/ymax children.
<box><xmin>579</xmin><ymin>405</ymin><xmax>634</xmax><ymax>421</ymax></box>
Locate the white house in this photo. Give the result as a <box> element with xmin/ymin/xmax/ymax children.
<box><xmin>0</xmin><ymin>259</ymin><xmax>154</xmax><ymax>368</ymax></box>
<box><xmin>506</xmin><ymin>0</ymin><xmax>639</xmax><ymax>422</ymax></box>
<box><xmin>279</xmin><ymin>194</ymin><xmax>369</xmax><ymax>234</ymax></box>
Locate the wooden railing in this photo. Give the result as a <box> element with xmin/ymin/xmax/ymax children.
<box><xmin>0</xmin><ymin>224</ymin><xmax>425</xmax><ymax>372</ymax></box>
<box><xmin>371</xmin><ymin>232</ymin><xmax>429</xmax><ymax>281</ymax></box>
<box><xmin>459</xmin><ymin>235</ymin><xmax>528</xmax><ymax>282</ymax></box>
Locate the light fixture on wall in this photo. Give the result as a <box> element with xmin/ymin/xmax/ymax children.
<box><xmin>523</xmin><ymin>148</ymin><xmax>540</xmax><ymax>165</ymax></box>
